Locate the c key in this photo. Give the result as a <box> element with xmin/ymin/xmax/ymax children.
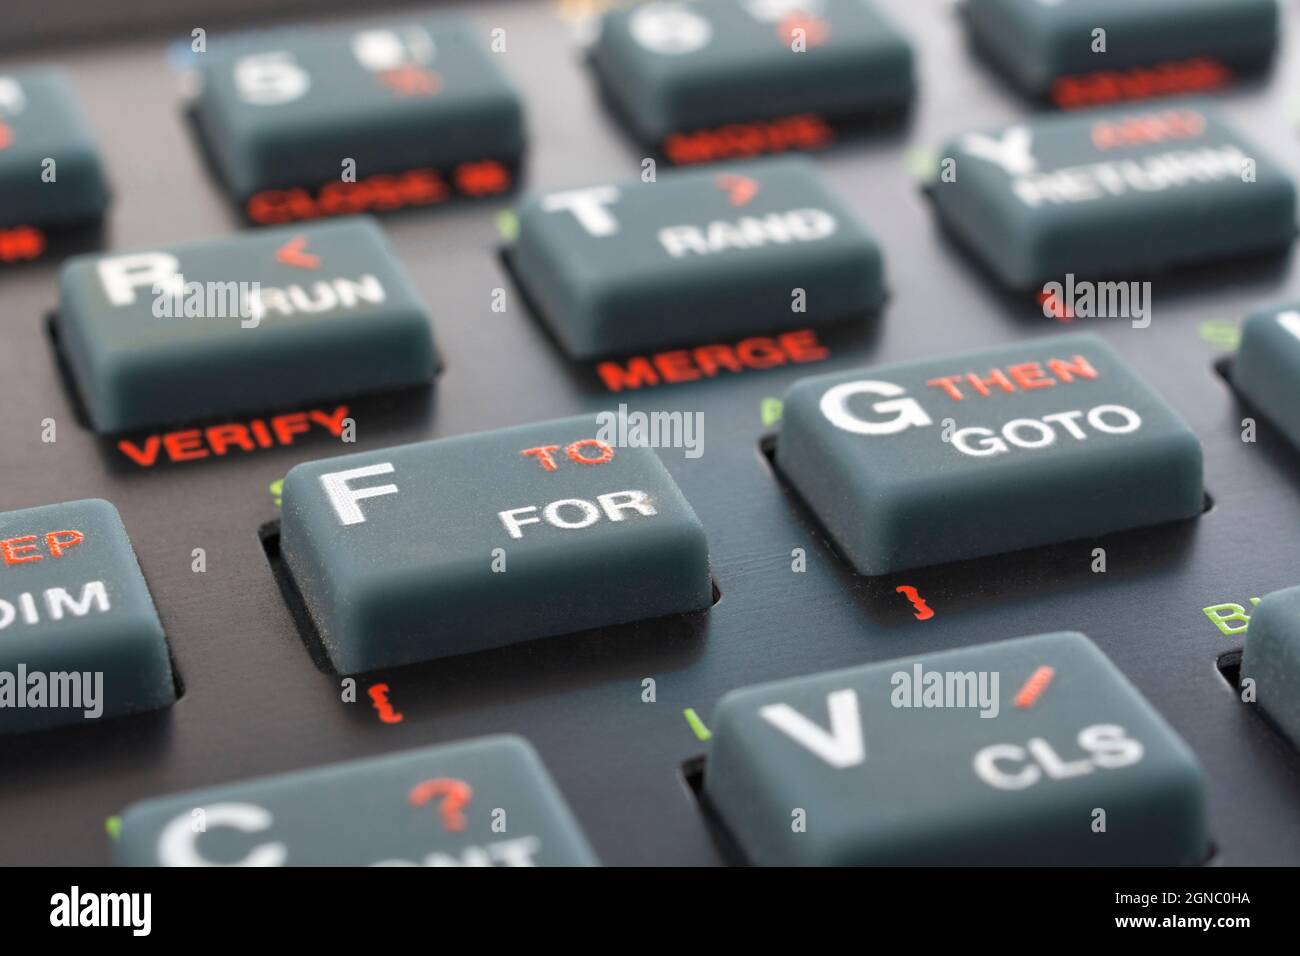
<box><xmin>511</xmin><ymin>158</ymin><xmax>885</xmax><ymax>358</ymax></box>
<box><xmin>116</xmin><ymin>735</ymin><xmax>598</xmax><ymax>866</ymax></box>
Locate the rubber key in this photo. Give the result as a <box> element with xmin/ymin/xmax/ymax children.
<box><xmin>511</xmin><ymin>157</ymin><xmax>884</xmax><ymax>358</ymax></box>
<box><xmin>188</xmin><ymin>19</ymin><xmax>524</xmax><ymax>211</ymax></box>
<box><xmin>279</xmin><ymin>415</ymin><xmax>712</xmax><ymax>673</ymax></box>
<box><xmin>115</xmin><ymin>735</ymin><xmax>598</xmax><ymax>866</ymax></box>
<box><xmin>775</xmin><ymin>333</ymin><xmax>1203</xmax><ymax>575</ymax></box>
<box><xmin>56</xmin><ymin>217</ymin><xmax>438</xmax><ymax>433</ymax></box>
<box><xmin>705</xmin><ymin>631</ymin><xmax>1209</xmax><ymax>865</ymax></box>
<box><xmin>963</xmin><ymin>0</ymin><xmax>1279</xmax><ymax>103</ymax></box>
<box><xmin>1240</xmin><ymin>585</ymin><xmax>1300</xmax><ymax>749</ymax></box>
<box><xmin>0</xmin><ymin>499</ymin><xmax>175</xmax><ymax>735</ymax></box>
<box><xmin>1233</xmin><ymin>305</ymin><xmax>1300</xmax><ymax>452</ymax></box>
<box><xmin>928</xmin><ymin>103</ymin><xmax>1295</xmax><ymax>288</ymax></box>
<box><xmin>0</xmin><ymin>69</ymin><xmax>108</xmax><ymax>236</ymax></box>
<box><xmin>590</xmin><ymin>0</ymin><xmax>914</xmax><ymax>148</ymax></box>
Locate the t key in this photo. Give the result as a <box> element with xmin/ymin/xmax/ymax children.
<box><xmin>511</xmin><ymin>158</ymin><xmax>884</xmax><ymax>358</ymax></box>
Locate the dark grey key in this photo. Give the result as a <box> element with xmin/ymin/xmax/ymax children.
<box><xmin>115</xmin><ymin>735</ymin><xmax>598</xmax><ymax>866</ymax></box>
<box><xmin>1233</xmin><ymin>305</ymin><xmax>1300</xmax><ymax>451</ymax></box>
<box><xmin>929</xmin><ymin>104</ymin><xmax>1295</xmax><ymax>288</ymax></box>
<box><xmin>280</xmin><ymin>414</ymin><xmax>712</xmax><ymax>673</ymax></box>
<box><xmin>590</xmin><ymin>0</ymin><xmax>914</xmax><ymax>147</ymax></box>
<box><xmin>776</xmin><ymin>333</ymin><xmax>1203</xmax><ymax>575</ymax></box>
<box><xmin>512</xmin><ymin>158</ymin><xmax>884</xmax><ymax>358</ymax></box>
<box><xmin>0</xmin><ymin>499</ymin><xmax>174</xmax><ymax>735</ymax></box>
<box><xmin>189</xmin><ymin>19</ymin><xmax>524</xmax><ymax>207</ymax></box>
<box><xmin>1240</xmin><ymin>585</ymin><xmax>1300</xmax><ymax>749</ymax></box>
<box><xmin>705</xmin><ymin>631</ymin><xmax>1209</xmax><ymax>865</ymax></box>
<box><xmin>57</xmin><ymin>216</ymin><xmax>438</xmax><ymax>433</ymax></box>
<box><xmin>0</xmin><ymin>68</ymin><xmax>108</xmax><ymax>236</ymax></box>
<box><xmin>964</xmin><ymin>0</ymin><xmax>1279</xmax><ymax>103</ymax></box>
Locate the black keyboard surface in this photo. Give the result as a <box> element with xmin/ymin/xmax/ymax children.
<box><xmin>2</xmin><ymin>0</ymin><xmax>1300</xmax><ymax>866</ymax></box>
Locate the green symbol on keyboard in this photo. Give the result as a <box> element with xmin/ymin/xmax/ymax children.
<box><xmin>1199</xmin><ymin>319</ymin><xmax>1240</xmax><ymax>352</ymax></box>
<box><xmin>683</xmin><ymin>707</ymin><xmax>712</xmax><ymax>742</ymax></box>
<box><xmin>270</xmin><ymin>478</ymin><xmax>284</xmax><ymax>508</ymax></box>
<box><xmin>903</xmin><ymin>147</ymin><xmax>939</xmax><ymax>182</ymax></box>
<box><xmin>495</xmin><ymin>209</ymin><xmax>520</xmax><ymax>243</ymax></box>
<box><xmin>760</xmin><ymin>397</ymin><xmax>783</xmax><ymax>427</ymax></box>
<box><xmin>104</xmin><ymin>816</ymin><xmax>122</xmax><ymax>840</ymax></box>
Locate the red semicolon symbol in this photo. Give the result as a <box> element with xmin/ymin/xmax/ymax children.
<box><xmin>895</xmin><ymin>585</ymin><xmax>935</xmax><ymax>621</ymax></box>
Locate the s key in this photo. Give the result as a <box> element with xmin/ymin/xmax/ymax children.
<box><xmin>188</xmin><ymin>19</ymin><xmax>524</xmax><ymax>220</ymax></box>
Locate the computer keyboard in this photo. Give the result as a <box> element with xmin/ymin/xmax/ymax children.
<box><xmin>2</xmin><ymin>0</ymin><xmax>1300</xmax><ymax>873</ymax></box>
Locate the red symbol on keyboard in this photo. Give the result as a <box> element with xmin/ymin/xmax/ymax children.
<box><xmin>0</xmin><ymin>225</ymin><xmax>45</xmax><ymax>263</ymax></box>
<box><xmin>1014</xmin><ymin>666</ymin><xmax>1055</xmax><ymax>708</ymax></box>
<box><xmin>894</xmin><ymin>585</ymin><xmax>934</xmax><ymax>621</ymax></box>
<box><xmin>453</xmin><ymin>160</ymin><xmax>512</xmax><ymax>197</ymax></box>
<box><xmin>0</xmin><ymin>121</ymin><xmax>11</xmax><ymax>151</ymax></box>
<box><xmin>716</xmin><ymin>173</ymin><xmax>759</xmax><ymax>207</ymax></box>
<box><xmin>778</xmin><ymin>14</ymin><xmax>829</xmax><ymax>47</ymax></box>
<box><xmin>1037</xmin><ymin>288</ymin><xmax>1074</xmax><ymax>324</ymax></box>
<box><xmin>379</xmin><ymin>66</ymin><xmax>442</xmax><ymax>97</ymax></box>
<box><xmin>367</xmin><ymin>683</ymin><xmax>403</xmax><ymax>724</ymax></box>
<box><xmin>409</xmin><ymin>778</ymin><xmax>473</xmax><ymax>832</ymax></box>
<box><xmin>275</xmin><ymin>235</ymin><xmax>320</xmax><ymax>270</ymax></box>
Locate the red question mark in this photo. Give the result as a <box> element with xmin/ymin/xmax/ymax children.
<box><xmin>408</xmin><ymin>778</ymin><xmax>473</xmax><ymax>832</ymax></box>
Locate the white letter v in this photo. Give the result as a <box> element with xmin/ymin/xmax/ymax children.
<box><xmin>759</xmin><ymin>689</ymin><xmax>865</xmax><ymax>768</ymax></box>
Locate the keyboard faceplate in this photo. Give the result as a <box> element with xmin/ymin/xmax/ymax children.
<box><xmin>2</xmin><ymin>0</ymin><xmax>1300</xmax><ymax>865</ymax></box>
